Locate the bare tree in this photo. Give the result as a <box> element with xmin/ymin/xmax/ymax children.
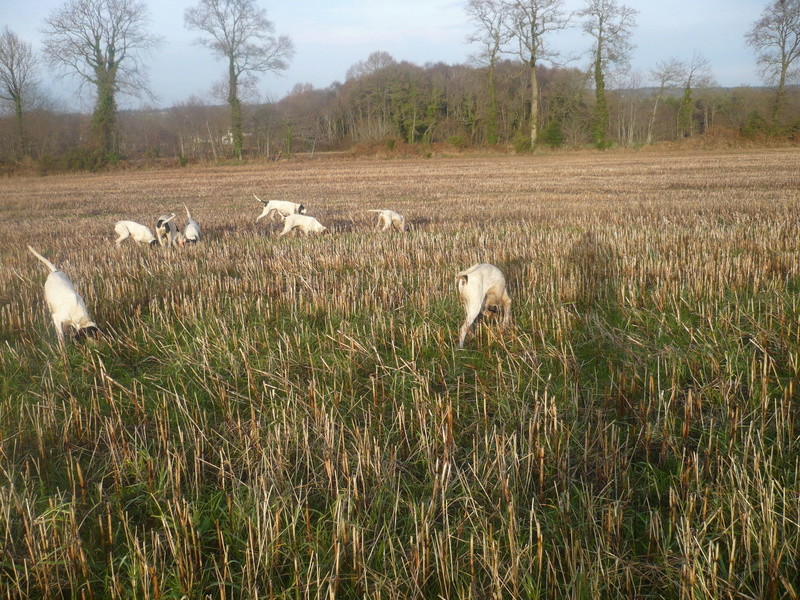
<box><xmin>610</xmin><ymin>69</ymin><xmax>643</xmax><ymax>146</ymax></box>
<box><xmin>185</xmin><ymin>0</ymin><xmax>295</xmax><ymax>161</ymax></box>
<box><xmin>646</xmin><ymin>57</ymin><xmax>683</xmax><ymax>144</ymax></box>
<box><xmin>502</xmin><ymin>0</ymin><xmax>572</xmax><ymax>145</ymax></box>
<box><xmin>346</xmin><ymin>51</ymin><xmax>396</xmax><ymax>81</ymax></box>
<box><xmin>466</xmin><ymin>0</ymin><xmax>511</xmax><ymax>144</ymax></box>
<box><xmin>745</xmin><ymin>0</ymin><xmax>800</xmax><ymax>126</ymax></box>
<box><xmin>579</xmin><ymin>0</ymin><xmax>637</xmax><ymax>149</ymax></box>
<box><xmin>676</xmin><ymin>52</ymin><xmax>714</xmax><ymax>138</ymax></box>
<box><xmin>0</xmin><ymin>27</ymin><xmax>38</xmax><ymax>158</ymax></box>
<box><xmin>42</xmin><ymin>0</ymin><xmax>160</xmax><ymax>154</ymax></box>
<box><xmin>341</xmin><ymin>54</ymin><xmax>397</xmax><ymax>143</ymax></box>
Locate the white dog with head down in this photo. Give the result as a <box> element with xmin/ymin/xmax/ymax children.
<box><xmin>455</xmin><ymin>263</ymin><xmax>511</xmax><ymax>348</ymax></box>
<box><xmin>28</xmin><ymin>246</ymin><xmax>99</xmax><ymax>344</ymax></box>
<box><xmin>114</xmin><ymin>221</ymin><xmax>157</xmax><ymax>247</ymax></box>
<box><xmin>279</xmin><ymin>213</ymin><xmax>328</xmax><ymax>236</ymax></box>
<box><xmin>368</xmin><ymin>209</ymin><xmax>406</xmax><ymax>232</ymax></box>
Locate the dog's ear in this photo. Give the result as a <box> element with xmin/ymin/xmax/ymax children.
<box><xmin>74</xmin><ymin>325</ymin><xmax>101</xmax><ymax>342</ymax></box>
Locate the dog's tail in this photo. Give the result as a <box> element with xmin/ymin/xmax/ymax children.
<box><xmin>254</xmin><ymin>194</ymin><xmax>267</xmax><ymax>205</ymax></box>
<box><xmin>366</xmin><ymin>209</ymin><xmax>386</xmax><ymax>213</ymax></box>
<box><xmin>27</xmin><ymin>246</ymin><xmax>58</xmax><ymax>273</ymax></box>
<box><xmin>184</xmin><ymin>203</ymin><xmax>192</xmax><ymax>221</ymax></box>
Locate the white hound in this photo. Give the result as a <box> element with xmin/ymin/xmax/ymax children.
<box><xmin>455</xmin><ymin>263</ymin><xmax>511</xmax><ymax>348</ymax></box>
<box><xmin>28</xmin><ymin>246</ymin><xmax>99</xmax><ymax>343</ymax></box>
<box><xmin>114</xmin><ymin>221</ymin><xmax>157</xmax><ymax>247</ymax></box>
<box><xmin>279</xmin><ymin>213</ymin><xmax>328</xmax><ymax>236</ymax></box>
<box><xmin>255</xmin><ymin>194</ymin><xmax>307</xmax><ymax>222</ymax></box>
<box><xmin>155</xmin><ymin>213</ymin><xmax>178</xmax><ymax>247</ymax></box>
<box><xmin>368</xmin><ymin>209</ymin><xmax>406</xmax><ymax>232</ymax></box>
<box><xmin>182</xmin><ymin>204</ymin><xmax>201</xmax><ymax>244</ymax></box>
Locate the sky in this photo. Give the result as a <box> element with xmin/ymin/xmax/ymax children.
<box><xmin>0</xmin><ymin>0</ymin><xmax>767</xmax><ymax>111</ymax></box>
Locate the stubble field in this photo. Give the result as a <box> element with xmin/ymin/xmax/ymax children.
<box><xmin>1</xmin><ymin>148</ymin><xmax>800</xmax><ymax>599</ymax></box>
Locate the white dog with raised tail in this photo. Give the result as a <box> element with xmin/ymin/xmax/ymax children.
<box><xmin>455</xmin><ymin>263</ymin><xmax>511</xmax><ymax>348</ymax></box>
<box><xmin>182</xmin><ymin>203</ymin><xmax>201</xmax><ymax>244</ymax></box>
<box><xmin>255</xmin><ymin>194</ymin><xmax>307</xmax><ymax>222</ymax></box>
<box><xmin>28</xmin><ymin>246</ymin><xmax>99</xmax><ymax>343</ymax></box>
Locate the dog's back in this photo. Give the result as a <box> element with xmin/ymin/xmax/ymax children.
<box><xmin>115</xmin><ymin>220</ymin><xmax>156</xmax><ymax>245</ymax></box>
<box><xmin>44</xmin><ymin>270</ymin><xmax>92</xmax><ymax>324</ymax></box>
<box><xmin>456</xmin><ymin>263</ymin><xmax>506</xmax><ymax>299</ymax></box>
<box><xmin>281</xmin><ymin>213</ymin><xmax>327</xmax><ymax>235</ymax></box>
<box><xmin>156</xmin><ymin>213</ymin><xmax>177</xmax><ymax>232</ymax></box>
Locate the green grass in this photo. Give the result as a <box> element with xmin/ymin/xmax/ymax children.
<box><xmin>2</xmin><ymin>150</ymin><xmax>800</xmax><ymax>598</ymax></box>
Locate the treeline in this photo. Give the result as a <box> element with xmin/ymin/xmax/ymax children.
<box><xmin>2</xmin><ymin>54</ymin><xmax>797</xmax><ymax>170</ymax></box>
<box><xmin>1</xmin><ymin>0</ymin><xmax>799</xmax><ymax>170</ymax></box>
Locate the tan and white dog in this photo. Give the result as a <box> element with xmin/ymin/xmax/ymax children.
<box><xmin>28</xmin><ymin>246</ymin><xmax>99</xmax><ymax>343</ymax></box>
<box><xmin>114</xmin><ymin>220</ymin><xmax>157</xmax><ymax>247</ymax></box>
<box><xmin>455</xmin><ymin>263</ymin><xmax>511</xmax><ymax>348</ymax></box>
<box><xmin>278</xmin><ymin>213</ymin><xmax>328</xmax><ymax>236</ymax></box>
<box><xmin>368</xmin><ymin>209</ymin><xmax>406</xmax><ymax>232</ymax></box>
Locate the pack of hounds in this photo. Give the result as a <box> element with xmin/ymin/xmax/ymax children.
<box><xmin>28</xmin><ymin>195</ymin><xmax>511</xmax><ymax>349</ymax></box>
